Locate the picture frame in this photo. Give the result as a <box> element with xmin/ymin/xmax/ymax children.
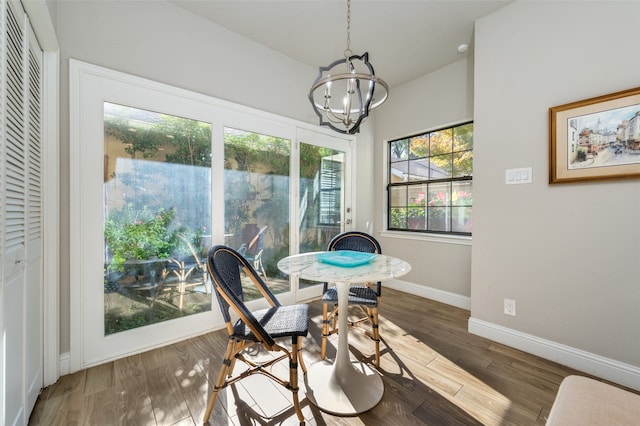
<box><xmin>549</xmin><ymin>86</ymin><xmax>640</xmax><ymax>184</ymax></box>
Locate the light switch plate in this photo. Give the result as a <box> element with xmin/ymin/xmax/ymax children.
<box><xmin>506</xmin><ymin>167</ymin><xmax>532</xmax><ymax>184</ymax></box>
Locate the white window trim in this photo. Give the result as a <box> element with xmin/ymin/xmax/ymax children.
<box><xmin>381</xmin><ymin>120</ymin><xmax>474</xmax><ymax>243</ymax></box>
<box><xmin>379</xmin><ymin>229</ymin><xmax>471</xmax><ymax>246</ymax></box>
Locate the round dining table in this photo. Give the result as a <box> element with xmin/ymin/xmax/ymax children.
<box><xmin>277</xmin><ymin>251</ymin><xmax>411</xmax><ymax>415</ymax></box>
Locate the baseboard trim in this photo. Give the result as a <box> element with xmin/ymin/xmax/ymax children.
<box><xmin>384</xmin><ymin>279</ymin><xmax>471</xmax><ymax>310</ymax></box>
<box><xmin>468</xmin><ymin>317</ymin><xmax>640</xmax><ymax>392</ymax></box>
<box><xmin>59</xmin><ymin>351</ymin><xmax>70</xmax><ymax>377</ymax></box>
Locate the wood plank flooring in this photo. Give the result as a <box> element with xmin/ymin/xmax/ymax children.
<box><xmin>29</xmin><ymin>288</ymin><xmax>631</xmax><ymax>425</ymax></box>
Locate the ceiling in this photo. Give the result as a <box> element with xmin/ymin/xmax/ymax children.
<box><xmin>170</xmin><ymin>0</ymin><xmax>513</xmax><ymax>89</ymax></box>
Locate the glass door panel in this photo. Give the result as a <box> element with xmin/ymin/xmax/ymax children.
<box><xmin>223</xmin><ymin>127</ymin><xmax>291</xmax><ymax>299</ymax></box>
<box><xmin>103</xmin><ymin>102</ymin><xmax>212</xmax><ymax>334</ymax></box>
<box><xmin>298</xmin><ymin>142</ymin><xmax>348</xmax><ymax>290</ymax></box>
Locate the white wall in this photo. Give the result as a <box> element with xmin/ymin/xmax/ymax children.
<box><xmin>374</xmin><ymin>57</ymin><xmax>474</xmax><ymax>302</ymax></box>
<box><xmin>472</xmin><ymin>1</ymin><xmax>640</xmax><ymax>386</ymax></box>
<box><xmin>54</xmin><ymin>0</ymin><xmax>375</xmax><ymax>353</ymax></box>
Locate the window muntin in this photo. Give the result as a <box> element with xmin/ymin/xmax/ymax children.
<box><xmin>387</xmin><ymin>122</ymin><xmax>473</xmax><ymax>235</ymax></box>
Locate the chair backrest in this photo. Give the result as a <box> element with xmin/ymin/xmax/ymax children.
<box><xmin>325</xmin><ymin>231</ymin><xmax>383</xmax><ymax>294</ymax></box>
<box><xmin>328</xmin><ymin>231</ymin><xmax>382</xmax><ymax>254</ymax></box>
<box><xmin>207</xmin><ymin>245</ymin><xmax>280</xmax><ymax>346</ymax></box>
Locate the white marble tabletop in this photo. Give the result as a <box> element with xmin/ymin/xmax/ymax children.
<box><xmin>276</xmin><ymin>251</ymin><xmax>411</xmax><ymax>284</ymax></box>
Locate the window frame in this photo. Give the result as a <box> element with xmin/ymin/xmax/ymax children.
<box><xmin>386</xmin><ymin>121</ymin><xmax>473</xmax><ymax>237</ymax></box>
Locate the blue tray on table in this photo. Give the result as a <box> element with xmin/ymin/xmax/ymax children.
<box><xmin>316</xmin><ymin>250</ymin><xmax>376</xmax><ymax>267</ymax></box>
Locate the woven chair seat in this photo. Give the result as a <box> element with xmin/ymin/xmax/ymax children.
<box><xmin>233</xmin><ymin>304</ymin><xmax>309</xmax><ymax>340</ymax></box>
<box><xmin>322</xmin><ymin>285</ymin><xmax>378</xmax><ymax>307</ymax></box>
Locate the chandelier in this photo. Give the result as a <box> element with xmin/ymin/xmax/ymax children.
<box><xmin>308</xmin><ymin>0</ymin><xmax>389</xmax><ymax>135</ymax></box>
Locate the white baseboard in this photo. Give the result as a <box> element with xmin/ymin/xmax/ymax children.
<box><xmin>383</xmin><ymin>280</ymin><xmax>640</xmax><ymax>392</ymax></box>
<box><xmin>384</xmin><ymin>278</ymin><xmax>471</xmax><ymax>310</ymax></box>
<box><xmin>469</xmin><ymin>317</ymin><xmax>640</xmax><ymax>392</ymax></box>
<box><xmin>59</xmin><ymin>352</ymin><xmax>70</xmax><ymax>376</ymax></box>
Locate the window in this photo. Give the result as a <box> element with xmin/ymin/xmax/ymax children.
<box><xmin>387</xmin><ymin>122</ymin><xmax>473</xmax><ymax>235</ymax></box>
<box><xmin>319</xmin><ymin>155</ymin><xmax>344</xmax><ymax>225</ymax></box>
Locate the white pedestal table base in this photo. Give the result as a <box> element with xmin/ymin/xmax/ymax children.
<box><xmin>305</xmin><ymin>280</ymin><xmax>383</xmax><ymax>415</ymax></box>
<box><xmin>305</xmin><ymin>359</ymin><xmax>384</xmax><ymax>415</ymax></box>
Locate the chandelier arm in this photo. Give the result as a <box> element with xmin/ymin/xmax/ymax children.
<box><xmin>324</xmin><ymin>110</ymin><xmax>350</xmax><ymax>126</ymax></box>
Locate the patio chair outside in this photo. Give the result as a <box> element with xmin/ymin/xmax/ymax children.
<box><xmin>163</xmin><ymin>233</ymin><xmax>208</xmax><ymax>309</ymax></box>
<box><xmin>235</xmin><ymin>226</ymin><xmax>269</xmax><ymax>280</ymax></box>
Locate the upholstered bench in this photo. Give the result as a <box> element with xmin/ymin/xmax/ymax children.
<box><xmin>546</xmin><ymin>375</ymin><xmax>640</xmax><ymax>425</ymax></box>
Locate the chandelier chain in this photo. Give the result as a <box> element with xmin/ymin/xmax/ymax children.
<box><xmin>344</xmin><ymin>0</ymin><xmax>352</xmax><ymax>58</ymax></box>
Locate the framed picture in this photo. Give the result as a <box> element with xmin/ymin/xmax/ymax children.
<box><xmin>549</xmin><ymin>86</ymin><xmax>640</xmax><ymax>184</ymax></box>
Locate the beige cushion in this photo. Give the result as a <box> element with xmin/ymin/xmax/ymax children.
<box><xmin>546</xmin><ymin>375</ymin><xmax>640</xmax><ymax>425</ymax></box>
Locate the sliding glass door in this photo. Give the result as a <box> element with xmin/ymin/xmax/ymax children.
<box><xmin>223</xmin><ymin>127</ymin><xmax>292</xmax><ymax>298</ymax></box>
<box><xmin>71</xmin><ymin>60</ymin><xmax>354</xmax><ymax>369</ymax></box>
<box><xmin>221</xmin><ymin>127</ymin><xmax>353</xmax><ymax>301</ymax></box>
<box><xmin>103</xmin><ymin>103</ymin><xmax>213</xmax><ymax>335</ymax></box>
<box><xmin>294</xmin><ymin>129</ymin><xmax>353</xmax><ymax>299</ymax></box>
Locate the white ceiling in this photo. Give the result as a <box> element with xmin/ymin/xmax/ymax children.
<box><xmin>170</xmin><ymin>0</ymin><xmax>513</xmax><ymax>88</ymax></box>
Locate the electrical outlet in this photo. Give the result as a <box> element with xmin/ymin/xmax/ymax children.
<box><xmin>504</xmin><ymin>299</ymin><xmax>516</xmax><ymax>316</ymax></box>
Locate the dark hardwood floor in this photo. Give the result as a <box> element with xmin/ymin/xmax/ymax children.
<box><xmin>29</xmin><ymin>288</ymin><xmax>620</xmax><ymax>425</ymax></box>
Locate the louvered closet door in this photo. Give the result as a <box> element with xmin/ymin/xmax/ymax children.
<box><xmin>24</xmin><ymin>18</ymin><xmax>43</xmax><ymax>418</ymax></box>
<box><xmin>1</xmin><ymin>0</ymin><xmax>43</xmax><ymax>424</ymax></box>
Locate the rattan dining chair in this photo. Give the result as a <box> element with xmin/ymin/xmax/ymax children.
<box><xmin>321</xmin><ymin>231</ymin><xmax>383</xmax><ymax>366</ymax></box>
<box><xmin>204</xmin><ymin>245</ymin><xmax>309</xmax><ymax>425</ymax></box>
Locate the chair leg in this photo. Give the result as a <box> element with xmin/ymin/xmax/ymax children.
<box><xmin>370</xmin><ymin>307</ymin><xmax>381</xmax><ymax>367</ymax></box>
<box><xmin>332</xmin><ymin>304</ymin><xmax>338</xmax><ymax>331</ymax></box>
<box><xmin>297</xmin><ymin>337</ymin><xmax>307</xmax><ymax>374</ymax></box>
<box><xmin>321</xmin><ymin>302</ymin><xmax>329</xmax><ymax>360</ymax></box>
<box><xmin>203</xmin><ymin>274</ymin><xmax>209</xmax><ymax>294</ymax></box>
<box><xmin>228</xmin><ymin>340</ymin><xmax>245</xmax><ymax>374</ymax></box>
<box><xmin>178</xmin><ymin>281</ymin><xmax>185</xmax><ymax>310</ymax></box>
<box><xmin>291</xmin><ymin>336</ymin><xmax>305</xmax><ymax>425</ymax></box>
<box><xmin>203</xmin><ymin>340</ymin><xmax>235</xmax><ymax>423</ymax></box>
